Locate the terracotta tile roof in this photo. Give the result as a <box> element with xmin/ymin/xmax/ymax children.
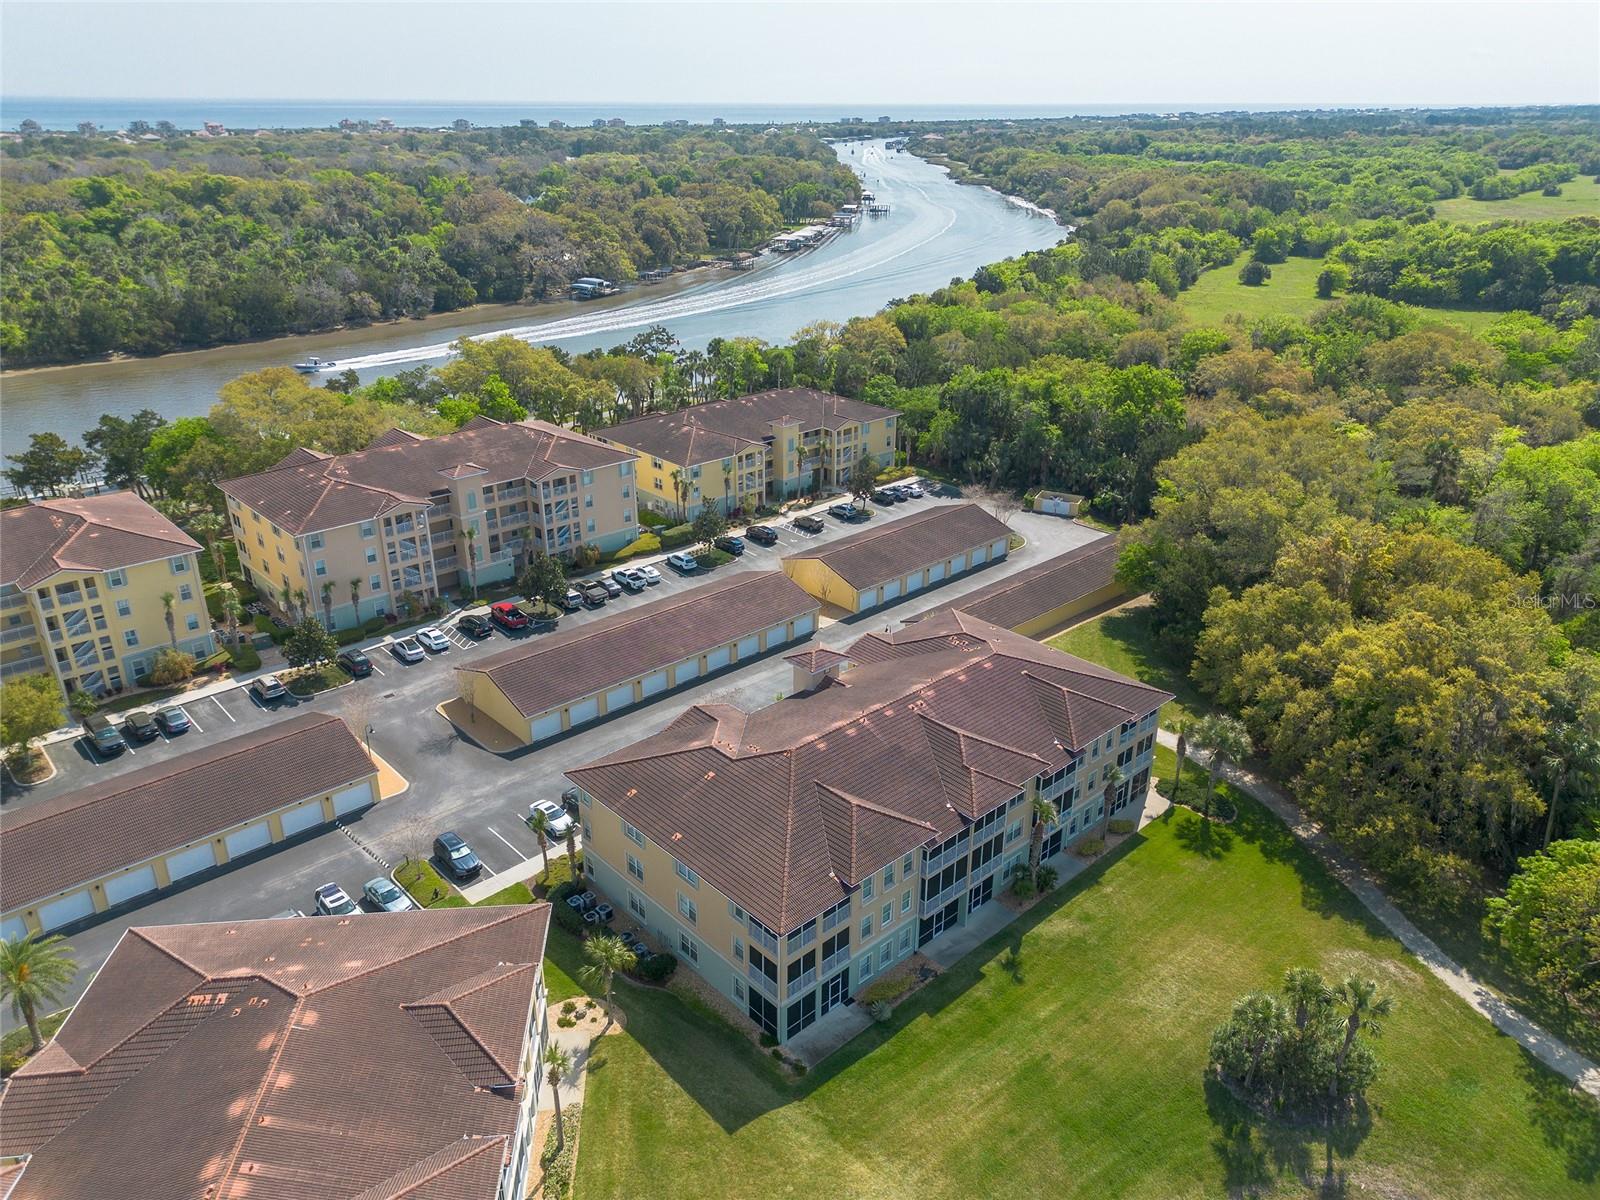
<box><xmin>781</xmin><ymin>503</ymin><xmax>1011</xmax><ymax>590</ymax></box>
<box><xmin>463</xmin><ymin>571</ymin><xmax>819</xmax><ymax>718</ymax></box>
<box><xmin>910</xmin><ymin>535</ymin><xmax>1122</xmax><ymax>630</ymax></box>
<box><xmin>0</xmin><ymin>714</ymin><xmax>375</xmax><ymax>912</ymax></box>
<box><xmin>783</xmin><ymin>644</ymin><xmax>852</xmax><ymax>673</ymax></box>
<box><xmin>219</xmin><ymin>418</ymin><xmax>632</xmax><ymax>535</ymax></box>
<box><xmin>0</xmin><ymin>493</ymin><xmax>200</xmax><ymax>589</ymax></box>
<box><xmin>592</xmin><ymin>388</ymin><xmax>895</xmax><ymax>467</ymax></box>
<box><xmin>0</xmin><ymin>907</ymin><xmax>550</xmax><ymax>1200</ymax></box>
<box><xmin>567</xmin><ymin>612</ymin><xmax>1171</xmax><ymax>931</ymax></box>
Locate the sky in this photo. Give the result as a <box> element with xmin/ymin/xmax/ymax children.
<box><xmin>3</xmin><ymin>0</ymin><xmax>1597</xmax><ymax>109</ymax></box>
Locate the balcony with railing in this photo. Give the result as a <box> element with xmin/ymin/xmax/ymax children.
<box><xmin>390</xmin><ymin>517</ymin><xmax>416</xmax><ymax>535</ymax></box>
<box><xmin>434</xmin><ymin>555</ymin><xmax>459</xmax><ymax>573</ymax></box>
<box><xmin>427</xmin><ymin>503</ymin><xmax>451</xmax><ymax>519</ymax></box>
<box><xmin>1</xmin><ymin>652</ymin><xmax>48</xmax><ymax>678</ymax></box>
<box><xmin>71</xmin><ymin>642</ymin><xmax>100</xmax><ymax>670</ymax></box>
<box><xmin>923</xmin><ymin>838</ymin><xmax>970</xmax><ymax>876</ymax></box>
<box><xmin>820</xmin><ymin>946</ymin><xmax>851</xmax><ymax>976</ymax></box>
<box><xmin>746</xmin><ymin>917</ymin><xmax>778</xmax><ymax>956</ymax></box>
<box><xmin>497</xmin><ymin>485</ymin><xmax>527</xmax><ymax>501</ymax></box>
<box><xmin>920</xmin><ymin>878</ymin><xmax>968</xmax><ymax>918</ymax></box>
<box><xmin>746</xmin><ymin>963</ymin><xmax>778</xmax><ymax>999</ymax></box>
<box><xmin>786</xmin><ymin>966</ymin><xmax>817</xmax><ymax>996</ymax></box>
<box><xmin>1</xmin><ymin>625</ymin><xmax>41</xmax><ymax>647</ymax></box>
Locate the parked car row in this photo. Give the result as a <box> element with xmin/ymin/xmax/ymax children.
<box><xmin>312</xmin><ymin>876</ymin><xmax>421</xmax><ymax>916</ymax></box>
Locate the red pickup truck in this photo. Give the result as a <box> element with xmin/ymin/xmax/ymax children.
<box><xmin>490</xmin><ymin>601</ymin><xmax>529</xmax><ymax>630</ymax></box>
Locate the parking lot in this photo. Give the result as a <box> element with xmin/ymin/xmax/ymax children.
<box><xmin>3</xmin><ymin>492</ymin><xmax>1106</xmax><ymax>1005</ymax></box>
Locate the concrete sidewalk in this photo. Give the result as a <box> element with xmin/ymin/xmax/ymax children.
<box><xmin>457</xmin><ymin>836</ymin><xmax>581</xmax><ymax>903</ymax></box>
<box><xmin>1161</xmin><ymin>729</ymin><xmax>1600</xmax><ymax>1101</ymax></box>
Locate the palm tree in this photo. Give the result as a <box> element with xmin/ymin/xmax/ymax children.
<box><xmin>220</xmin><ymin>587</ymin><xmax>242</xmax><ymax>647</ymax></box>
<box><xmin>544</xmin><ymin>1043</ymin><xmax>574</xmax><ymax>1149</ymax></box>
<box><xmin>1541</xmin><ymin>724</ymin><xmax>1600</xmax><ymax>847</ymax></box>
<box><xmin>1100</xmin><ymin>764</ymin><xmax>1126</xmax><ymax>832</ymax></box>
<box><xmin>463</xmin><ymin>525</ymin><xmax>479</xmax><ymax>596</ymax></box>
<box><xmin>565</xmin><ymin>822</ymin><xmax>579</xmax><ymax>880</ymax></box>
<box><xmin>320</xmin><ymin>581</ymin><xmax>335</xmax><ymax>630</ymax></box>
<box><xmin>1232</xmin><ymin>991</ymin><xmax>1289</xmax><ymax>1093</ymax></box>
<box><xmin>1027</xmin><ymin>793</ymin><xmax>1058</xmax><ymax>886</ymax></box>
<box><xmin>1329</xmin><ymin>975</ymin><xmax>1392</xmax><ymax>1102</ymax></box>
<box><xmin>1282</xmin><ymin>966</ymin><xmax>1332</xmax><ymax>1032</ymax></box>
<box><xmin>1190</xmin><ymin>714</ymin><xmax>1251</xmax><ymax>818</ymax></box>
<box><xmin>580</xmin><ymin>934</ymin><xmax>638</xmax><ymax>1023</ymax></box>
<box><xmin>722</xmin><ymin>460</ymin><xmax>734</xmax><ymax>515</ymax></box>
<box><xmin>292</xmin><ymin>588</ymin><xmax>310</xmax><ymax>622</ymax></box>
<box><xmin>1172</xmin><ymin>721</ymin><xmax>1191</xmax><ymax>807</ymax></box>
<box><xmin>278</xmin><ymin>582</ymin><xmax>294</xmax><ymax>620</ymax></box>
<box><xmin>670</xmin><ymin>468</ymin><xmax>688</xmax><ymax>523</ymax></box>
<box><xmin>528</xmin><ymin>807</ymin><xmax>552</xmax><ymax>882</ymax></box>
<box><xmin>0</xmin><ymin>933</ymin><xmax>77</xmax><ymax>1053</ymax></box>
<box><xmin>160</xmin><ymin>591</ymin><xmax>177</xmax><ymax>647</ymax></box>
<box><xmin>349</xmin><ymin>579</ymin><xmax>362</xmax><ymax>625</ymax></box>
<box><xmin>189</xmin><ymin>511</ymin><xmax>228</xmax><ymax>581</ymax></box>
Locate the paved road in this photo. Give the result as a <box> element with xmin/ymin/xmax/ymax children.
<box><xmin>7</xmin><ymin>499</ymin><xmax>1103</xmax><ymax>1007</ymax></box>
<box><xmin>1159</xmin><ymin>729</ymin><xmax>1600</xmax><ymax>1101</ymax></box>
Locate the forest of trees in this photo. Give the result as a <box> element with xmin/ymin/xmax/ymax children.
<box><xmin>0</xmin><ymin>124</ymin><xmax>857</xmax><ymax>364</ymax></box>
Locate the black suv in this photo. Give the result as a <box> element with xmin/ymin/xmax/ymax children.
<box><xmin>337</xmin><ymin>648</ymin><xmax>373</xmax><ymax>677</ymax></box>
<box><xmin>745</xmin><ymin>524</ymin><xmax>779</xmax><ymax>546</ymax></box>
<box><xmin>123</xmin><ymin>710</ymin><xmax>161</xmax><ymax>742</ymax></box>
<box><xmin>457</xmin><ymin>613</ymin><xmax>493</xmax><ymax>639</ymax></box>
<box><xmin>433</xmin><ymin>831</ymin><xmax>483</xmax><ymax>881</ymax></box>
<box><xmin>872</xmin><ymin>488</ymin><xmax>899</xmax><ymax>505</ymax></box>
<box><xmin>714</xmin><ymin>535</ymin><xmax>745</xmax><ymax>556</ymax></box>
<box><xmin>84</xmin><ymin>713</ymin><xmax>127</xmax><ymax>758</ymax></box>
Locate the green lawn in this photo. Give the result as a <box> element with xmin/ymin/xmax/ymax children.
<box><xmin>1178</xmin><ymin>255</ymin><xmax>1505</xmax><ymax>334</ymax></box>
<box><xmin>573</xmin><ymin>798</ymin><xmax>1598</xmax><ymax>1200</ymax></box>
<box><xmin>1433</xmin><ymin>176</ymin><xmax>1600</xmax><ymax>224</ymax></box>
<box><xmin>1048</xmin><ymin>605</ymin><xmax>1212</xmax><ymax>730</ymax></box>
<box><xmin>1</xmin><ymin>1010</ymin><xmax>69</xmax><ymax>1077</ymax></box>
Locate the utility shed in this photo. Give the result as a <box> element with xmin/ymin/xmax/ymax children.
<box><xmin>456</xmin><ymin>570</ymin><xmax>820</xmax><ymax>746</ymax></box>
<box><xmin>0</xmin><ymin>714</ymin><xmax>378</xmax><ymax>939</ymax></box>
<box><xmin>780</xmin><ymin>503</ymin><xmax>1011</xmax><ymax>614</ymax></box>
<box><xmin>909</xmin><ymin>534</ymin><xmax>1124</xmax><ymax>636</ymax></box>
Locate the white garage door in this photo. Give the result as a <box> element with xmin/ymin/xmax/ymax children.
<box><xmin>332</xmin><ymin>782</ymin><xmax>371</xmax><ymax>817</ymax></box>
<box><xmin>793</xmin><ymin>612</ymin><xmax>815</xmax><ymax>636</ymax></box>
<box><xmin>706</xmin><ymin>646</ymin><xmax>731</xmax><ymax>672</ymax></box>
<box><xmin>641</xmin><ymin>670</ymin><xmax>669</xmax><ymax>697</ymax></box>
<box><xmin>737</xmin><ymin>635</ymin><xmax>760</xmax><ymax>660</ymax></box>
<box><xmin>990</xmin><ymin>538</ymin><xmax>1008</xmax><ymax>558</ymax></box>
<box><xmin>568</xmin><ymin>697</ymin><xmax>600</xmax><ymax>727</ymax></box>
<box><xmin>104</xmin><ymin>866</ymin><xmax>158</xmax><ymax>907</ymax></box>
<box><xmin>38</xmin><ymin>891</ymin><xmax>95</xmax><ymax>932</ymax></box>
<box><xmin>882</xmin><ymin>579</ymin><xmax>902</xmax><ymax>602</ymax></box>
<box><xmin>929</xmin><ymin>561</ymin><xmax>947</xmax><ymax>583</ymax></box>
<box><xmin>2</xmin><ymin>915</ymin><xmax>30</xmax><ymax>942</ymax></box>
<box><xmin>165</xmin><ymin>843</ymin><xmax>217</xmax><ymax>883</ymax></box>
<box><xmin>675</xmin><ymin>657</ymin><xmax>700</xmax><ymax>683</ymax></box>
<box><xmin>765</xmin><ymin>622</ymin><xmax>789</xmax><ymax>647</ymax></box>
<box><xmin>532</xmin><ymin>712</ymin><xmax>563</xmax><ymax>741</ymax></box>
<box><xmin>605</xmin><ymin>684</ymin><xmax>634</xmax><ymax>712</ymax></box>
<box><xmin>225</xmin><ymin>821</ymin><xmax>272</xmax><ymax>859</ymax></box>
<box><xmin>279</xmin><ymin>802</ymin><xmax>325</xmax><ymax>838</ymax></box>
<box><xmin>905</xmin><ymin>571</ymin><xmax>924</xmax><ymax>593</ymax></box>
<box><xmin>951</xmin><ymin>553</ymin><xmax>969</xmax><ymax>574</ymax></box>
<box><xmin>970</xmin><ymin>545</ymin><xmax>988</xmax><ymax>566</ymax></box>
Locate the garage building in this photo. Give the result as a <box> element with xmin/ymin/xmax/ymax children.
<box><xmin>456</xmin><ymin>570</ymin><xmax>821</xmax><ymax>747</ymax></box>
<box><xmin>0</xmin><ymin>713</ymin><xmax>378</xmax><ymax>940</ymax></box>
<box><xmin>908</xmin><ymin>534</ymin><xmax>1125</xmax><ymax>636</ymax></box>
<box><xmin>781</xmin><ymin>503</ymin><xmax>1012</xmax><ymax>614</ymax></box>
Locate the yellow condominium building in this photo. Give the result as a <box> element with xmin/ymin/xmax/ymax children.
<box><xmin>219</xmin><ymin>417</ymin><xmax>638</xmax><ymax>629</ymax></box>
<box><xmin>567</xmin><ymin>610</ymin><xmax>1171</xmax><ymax>1045</ymax></box>
<box><xmin>0</xmin><ymin>493</ymin><xmax>215</xmax><ymax>699</ymax></box>
<box><xmin>592</xmin><ymin>387</ymin><xmax>897</xmax><ymax>520</ymax></box>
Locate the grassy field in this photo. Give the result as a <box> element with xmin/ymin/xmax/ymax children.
<box><xmin>1049</xmin><ymin>604</ymin><xmax>1211</xmax><ymax>730</ymax></box>
<box><xmin>573</xmin><ymin>797</ymin><xmax>1598</xmax><ymax>1199</ymax></box>
<box><xmin>1178</xmin><ymin>255</ymin><xmax>1503</xmax><ymax>333</ymax></box>
<box><xmin>1434</xmin><ymin>176</ymin><xmax>1600</xmax><ymax>224</ymax></box>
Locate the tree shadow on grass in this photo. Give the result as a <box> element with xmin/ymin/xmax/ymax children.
<box><xmin>1204</xmin><ymin>1073</ymin><xmax>1372</xmax><ymax>1199</ymax></box>
<box><xmin>1519</xmin><ymin>1050</ymin><xmax>1600</xmax><ymax>1183</ymax></box>
<box><xmin>592</xmin><ymin>831</ymin><xmax>1151</xmax><ymax>1134</ymax></box>
<box><xmin>1172</xmin><ymin>809</ymin><xmax>1235</xmax><ymax>859</ymax></box>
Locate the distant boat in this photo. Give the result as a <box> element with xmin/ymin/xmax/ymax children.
<box><xmin>292</xmin><ymin>356</ymin><xmax>337</xmax><ymax>373</ymax></box>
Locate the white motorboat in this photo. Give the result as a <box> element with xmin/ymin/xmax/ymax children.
<box><xmin>292</xmin><ymin>356</ymin><xmax>337</xmax><ymax>373</ymax></box>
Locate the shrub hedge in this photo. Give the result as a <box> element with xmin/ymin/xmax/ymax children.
<box><xmin>659</xmin><ymin>523</ymin><xmax>695</xmax><ymax>549</ymax></box>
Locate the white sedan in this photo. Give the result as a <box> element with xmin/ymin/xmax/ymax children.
<box><xmin>390</xmin><ymin>637</ymin><xmax>426</xmax><ymax>663</ymax></box>
<box><xmin>637</xmin><ymin>564</ymin><xmax>662</xmax><ymax>585</ymax></box>
<box><xmin>528</xmin><ymin>798</ymin><xmax>575</xmax><ymax>839</ymax></box>
<box><xmin>415</xmin><ymin>626</ymin><xmax>450</xmax><ymax>652</ymax></box>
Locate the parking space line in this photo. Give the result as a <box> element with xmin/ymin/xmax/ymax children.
<box><xmin>485</xmin><ymin>825</ymin><xmax>524</xmax><ymax>860</ymax></box>
<box><xmin>367</xmin><ymin>659</ymin><xmax>385</xmax><ymax>675</ymax></box>
<box><xmin>182</xmin><ymin>705</ymin><xmax>203</xmax><ymax>734</ymax></box>
<box><xmin>212</xmin><ymin>695</ymin><xmax>236</xmax><ymax>721</ymax></box>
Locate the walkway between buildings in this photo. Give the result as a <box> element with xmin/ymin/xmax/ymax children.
<box><xmin>1161</xmin><ymin>730</ymin><xmax>1600</xmax><ymax>1101</ymax></box>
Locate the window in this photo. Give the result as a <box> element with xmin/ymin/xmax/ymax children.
<box><xmin>678</xmin><ymin>934</ymin><xmax>699</xmax><ymax>963</ymax></box>
<box><xmin>628</xmin><ymin>891</ymin><xmax>647</xmax><ymax>920</ymax></box>
<box><xmin>169</xmin><ymin>557</ymin><xmax>190</xmax><ymax>574</ymax></box>
<box><xmin>882</xmin><ymin>902</ymin><xmax>893</xmax><ymax>926</ymax></box>
<box><xmin>901</xmin><ymin>892</ymin><xmax>912</xmax><ymax>914</ymax></box>
<box><xmin>674</xmin><ymin>859</ymin><xmax>700</xmax><ymax>888</ymax></box>
<box><xmin>115</xmin><ymin>600</ymin><xmax>131</xmax><ymax>618</ymax></box>
<box><xmin>883</xmin><ymin>862</ymin><xmax>894</xmax><ymax>887</ymax></box>
<box><xmin>584</xmin><ymin>494</ymin><xmax>593</xmax><ymax>508</ymax></box>
<box><xmin>123</xmin><ymin>630</ymin><xmax>139</xmax><ymax>647</ymax></box>
<box><xmin>786</xmin><ymin>991</ymin><xmax>817</xmax><ymax>1037</ymax></box>
<box><xmin>786</xmin><ymin>919</ymin><xmax>816</xmax><ymax>954</ymax></box>
<box><xmin>107</xmin><ymin>570</ymin><xmax>127</xmax><ymax>588</ymax></box>
<box><xmin>176</xmin><ymin>584</ymin><xmax>192</xmax><ymax>602</ymax></box>
<box><xmin>734</xmin><ymin>979</ymin><xmax>745</xmax><ymax>1001</ymax></box>
<box><xmin>623</xmin><ymin>821</ymin><xmax>645</xmax><ymax>847</ymax></box>
<box><xmin>313</xmin><ymin>559</ymin><xmax>327</xmax><ymax>577</ymax></box>
<box><xmin>733</xmin><ymin>937</ymin><xmax>744</xmax><ymax>962</ymax></box>
<box><xmin>860</xmin><ymin>914</ymin><xmax>873</xmax><ymax>938</ymax></box>
<box><xmin>677</xmin><ymin>894</ymin><xmax>698</xmax><ymax>925</ymax></box>
<box><xmin>626</xmin><ymin>853</ymin><xmax>644</xmax><ymax>882</ymax></box>
<box><xmin>307</xmin><ymin>533</ymin><xmax>324</xmax><ymax>550</ymax></box>
<box><xmin>624</xmin><ymin>509</ymin><xmax>632</xmax><ymax>524</ymax></box>
<box><xmin>586</xmin><ymin>519</ymin><xmax>595</xmax><ymax>534</ymax></box>
<box><xmin>186</xmin><ymin>614</ymin><xmax>200</xmax><ymax>631</ymax></box>
<box><xmin>582</xmin><ymin>470</ymin><xmax>594</xmax><ymax>485</ymax></box>
<box><xmin>466</xmin><ymin>493</ymin><xmax>478</xmax><ymax>511</ymax></box>
<box><xmin>370</xmin><ymin>574</ymin><xmax>382</xmax><ymax>591</ymax></box>
<box><xmin>899</xmin><ymin>927</ymin><xmax>913</xmax><ymax>953</ymax></box>
<box><xmin>862</xmin><ymin>876</ymin><xmax>874</xmax><ymax>900</ymax></box>
<box><xmin>902</xmin><ymin>853</ymin><xmax>914</xmax><ymax>876</ymax></box>
<box><xmin>880</xmin><ymin>944</ymin><xmax>894</xmax><ymax>971</ymax></box>
<box><xmin>360</xmin><ymin>522</ymin><xmax>375</xmax><ymax>538</ymax></box>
